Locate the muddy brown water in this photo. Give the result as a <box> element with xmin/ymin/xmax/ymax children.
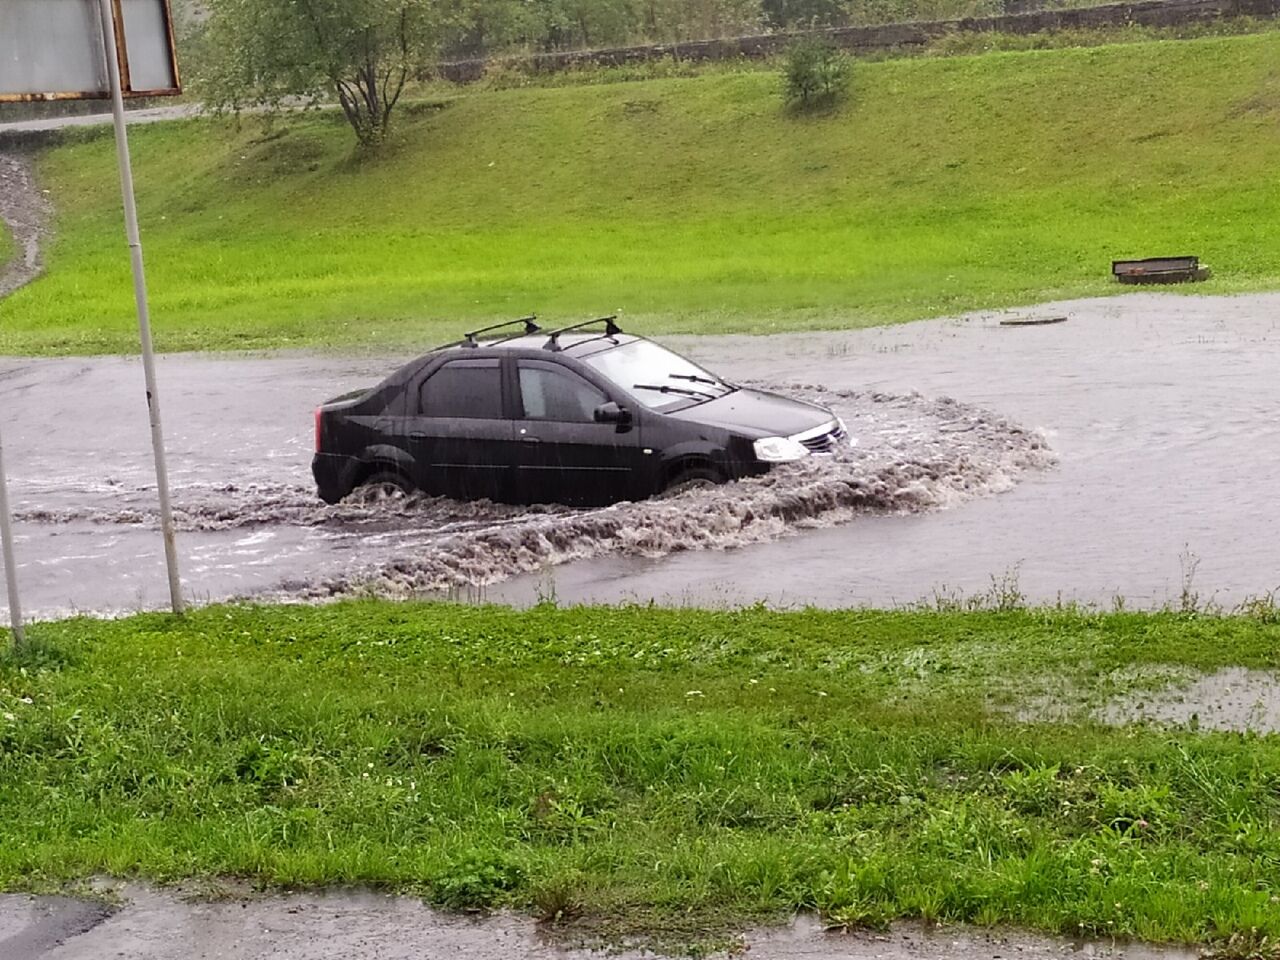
<box><xmin>0</xmin><ymin>886</ymin><xmax>1202</xmax><ymax>960</ymax></box>
<box><xmin>0</xmin><ymin>291</ymin><xmax>1278</xmax><ymax>616</ymax></box>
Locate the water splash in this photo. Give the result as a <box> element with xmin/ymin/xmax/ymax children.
<box><xmin>11</xmin><ymin>387</ymin><xmax>1053</xmax><ymax>601</ymax></box>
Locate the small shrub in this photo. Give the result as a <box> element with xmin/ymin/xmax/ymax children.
<box><xmin>782</xmin><ymin>37</ymin><xmax>852</xmax><ymax>110</ymax></box>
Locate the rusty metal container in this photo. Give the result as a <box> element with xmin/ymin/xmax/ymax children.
<box><xmin>1112</xmin><ymin>257</ymin><xmax>1212</xmax><ymax>284</ymax></box>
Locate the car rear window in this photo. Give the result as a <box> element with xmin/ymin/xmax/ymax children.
<box><xmin>418</xmin><ymin>359</ymin><xmax>502</xmax><ymax>419</ymax></box>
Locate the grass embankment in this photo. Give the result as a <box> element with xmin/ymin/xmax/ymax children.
<box><xmin>3</xmin><ymin>603</ymin><xmax>1280</xmax><ymax>948</ymax></box>
<box><xmin>4</xmin><ymin>32</ymin><xmax>1280</xmax><ymax>354</ymax></box>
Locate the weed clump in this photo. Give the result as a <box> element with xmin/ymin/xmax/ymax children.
<box><xmin>433</xmin><ymin>848</ymin><xmax>524</xmax><ymax>909</ymax></box>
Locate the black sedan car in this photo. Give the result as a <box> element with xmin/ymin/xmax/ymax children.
<box><xmin>313</xmin><ymin>317</ymin><xmax>852</xmax><ymax>506</ymax></box>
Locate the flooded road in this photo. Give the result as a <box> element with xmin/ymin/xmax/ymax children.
<box><xmin>494</xmin><ymin>292</ymin><xmax>1280</xmax><ymax>609</ymax></box>
<box><xmin>0</xmin><ymin>291</ymin><xmax>1277</xmax><ymax>616</ymax></box>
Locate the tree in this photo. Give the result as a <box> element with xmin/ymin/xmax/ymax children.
<box><xmin>198</xmin><ymin>0</ymin><xmax>447</xmax><ymax>147</ymax></box>
<box><xmin>781</xmin><ymin>36</ymin><xmax>851</xmax><ymax>110</ymax></box>
<box><xmin>761</xmin><ymin>0</ymin><xmax>848</xmax><ymax>29</ymax></box>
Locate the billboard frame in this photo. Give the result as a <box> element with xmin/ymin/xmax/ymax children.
<box><xmin>0</xmin><ymin>0</ymin><xmax>181</xmax><ymax>103</ymax></box>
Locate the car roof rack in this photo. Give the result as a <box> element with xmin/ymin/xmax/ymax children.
<box><xmin>426</xmin><ymin>315</ymin><xmax>540</xmax><ymax>353</ymax></box>
<box><xmin>463</xmin><ymin>314</ymin><xmax>541</xmax><ymax>348</ymax></box>
<box><xmin>543</xmin><ymin>315</ymin><xmax>622</xmax><ymax>352</ymax></box>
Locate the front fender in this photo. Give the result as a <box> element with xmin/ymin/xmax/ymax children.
<box><xmin>658</xmin><ymin>439</ymin><xmax>731</xmax><ymax>479</ymax></box>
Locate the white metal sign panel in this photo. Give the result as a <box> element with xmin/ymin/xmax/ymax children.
<box><xmin>0</xmin><ymin>0</ymin><xmax>179</xmax><ymax>101</ymax></box>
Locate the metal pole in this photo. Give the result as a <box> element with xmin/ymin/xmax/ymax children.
<box><xmin>0</xmin><ymin>425</ymin><xmax>25</xmax><ymax>647</ymax></box>
<box><xmin>97</xmin><ymin>0</ymin><xmax>184</xmax><ymax>614</ymax></box>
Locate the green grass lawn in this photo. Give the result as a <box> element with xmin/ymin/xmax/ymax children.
<box><xmin>3</xmin><ymin>603</ymin><xmax>1280</xmax><ymax>949</ymax></box>
<box><xmin>4</xmin><ymin>32</ymin><xmax>1280</xmax><ymax>354</ymax></box>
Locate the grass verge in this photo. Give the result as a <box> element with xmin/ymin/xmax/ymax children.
<box><xmin>2</xmin><ymin>602</ymin><xmax>1280</xmax><ymax>949</ymax></box>
<box><xmin>3</xmin><ymin>32</ymin><xmax>1280</xmax><ymax>354</ymax></box>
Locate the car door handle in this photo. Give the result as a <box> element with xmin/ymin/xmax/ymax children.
<box><xmin>522</xmin><ymin>436</ymin><xmax>541</xmax><ymax>444</ymax></box>
<box><xmin>407</xmin><ymin>431</ymin><xmax>428</xmax><ymax>440</ymax></box>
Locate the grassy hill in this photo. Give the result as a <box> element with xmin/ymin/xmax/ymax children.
<box><xmin>3</xmin><ymin>32</ymin><xmax>1280</xmax><ymax>354</ymax></box>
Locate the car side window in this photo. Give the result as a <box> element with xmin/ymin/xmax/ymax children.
<box><xmin>418</xmin><ymin>359</ymin><xmax>502</xmax><ymax>419</ymax></box>
<box><xmin>518</xmin><ymin>362</ymin><xmax>606</xmax><ymax>423</ymax></box>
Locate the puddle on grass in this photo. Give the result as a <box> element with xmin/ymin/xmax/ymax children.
<box><xmin>0</xmin><ymin>887</ymin><xmax>1203</xmax><ymax>960</ymax></box>
<box><xmin>1019</xmin><ymin>666</ymin><xmax>1280</xmax><ymax>735</ymax></box>
<box><xmin>1100</xmin><ymin>666</ymin><xmax>1280</xmax><ymax>734</ymax></box>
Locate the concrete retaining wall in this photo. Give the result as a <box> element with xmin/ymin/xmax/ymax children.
<box><xmin>438</xmin><ymin>0</ymin><xmax>1280</xmax><ymax>82</ymax></box>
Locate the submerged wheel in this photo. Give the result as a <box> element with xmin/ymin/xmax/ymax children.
<box><xmin>661</xmin><ymin>466</ymin><xmax>724</xmax><ymax>498</ymax></box>
<box><xmin>356</xmin><ymin>469</ymin><xmax>416</xmax><ymax>501</ymax></box>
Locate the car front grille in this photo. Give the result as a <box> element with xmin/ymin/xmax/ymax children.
<box><xmin>796</xmin><ymin>422</ymin><xmax>848</xmax><ymax>454</ymax></box>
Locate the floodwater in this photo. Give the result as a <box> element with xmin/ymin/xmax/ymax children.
<box><xmin>491</xmin><ymin>292</ymin><xmax>1280</xmax><ymax>609</ymax></box>
<box><xmin>0</xmin><ymin>886</ymin><xmax>1202</xmax><ymax>960</ymax></box>
<box><xmin>0</xmin><ymin>370</ymin><xmax>1045</xmax><ymax>615</ymax></box>
<box><xmin>0</xmin><ymin>291</ymin><xmax>1278</xmax><ymax>616</ymax></box>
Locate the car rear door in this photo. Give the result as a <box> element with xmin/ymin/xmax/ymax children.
<box><xmin>512</xmin><ymin>358</ymin><xmax>647</xmax><ymax>505</ymax></box>
<box><xmin>405</xmin><ymin>358</ymin><xmax>515</xmax><ymax>501</ymax></box>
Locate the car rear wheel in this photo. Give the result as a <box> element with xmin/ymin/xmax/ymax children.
<box><xmin>356</xmin><ymin>469</ymin><xmax>416</xmax><ymax>502</ymax></box>
<box><xmin>660</xmin><ymin>466</ymin><xmax>724</xmax><ymax>498</ymax></box>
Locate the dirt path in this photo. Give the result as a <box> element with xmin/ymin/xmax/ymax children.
<box><xmin>0</xmin><ymin>151</ymin><xmax>51</xmax><ymax>299</ymax></box>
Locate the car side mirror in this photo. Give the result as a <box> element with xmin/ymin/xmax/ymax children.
<box><xmin>594</xmin><ymin>401</ymin><xmax>632</xmax><ymax>427</ymax></box>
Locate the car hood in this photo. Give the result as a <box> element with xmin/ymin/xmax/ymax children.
<box><xmin>664</xmin><ymin>387</ymin><xmax>834</xmax><ymax>438</ymax></box>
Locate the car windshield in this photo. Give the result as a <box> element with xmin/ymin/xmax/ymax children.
<box><xmin>578</xmin><ymin>340</ymin><xmax>733</xmax><ymax>410</ymax></box>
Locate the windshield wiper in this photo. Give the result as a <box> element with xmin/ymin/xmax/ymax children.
<box><xmin>669</xmin><ymin>373</ymin><xmax>720</xmax><ymax>386</ymax></box>
<box><xmin>670</xmin><ymin>372</ymin><xmax>737</xmax><ymax>395</ymax></box>
<box><xmin>633</xmin><ymin>383</ymin><xmax>718</xmax><ymax>402</ymax></box>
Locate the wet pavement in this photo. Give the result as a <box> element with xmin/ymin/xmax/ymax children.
<box><xmin>0</xmin><ymin>886</ymin><xmax>1202</xmax><ymax>960</ymax></box>
<box><xmin>0</xmin><ymin>104</ymin><xmax>201</xmax><ymax>138</ymax></box>
<box><xmin>0</xmin><ymin>291</ymin><xmax>1278</xmax><ymax>616</ymax></box>
<box><xmin>0</xmin><ymin>151</ymin><xmax>50</xmax><ymax>299</ymax></box>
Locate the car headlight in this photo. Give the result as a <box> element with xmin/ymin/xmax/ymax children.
<box><xmin>753</xmin><ymin>436</ymin><xmax>809</xmax><ymax>463</ymax></box>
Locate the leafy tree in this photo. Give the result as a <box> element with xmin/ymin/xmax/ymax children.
<box><xmin>446</xmin><ymin>0</ymin><xmax>765</xmax><ymax>52</ymax></box>
<box><xmin>198</xmin><ymin>0</ymin><xmax>448</xmax><ymax>147</ymax></box>
<box><xmin>761</xmin><ymin>0</ymin><xmax>848</xmax><ymax>29</ymax></box>
<box><xmin>641</xmin><ymin>0</ymin><xmax>764</xmax><ymax>42</ymax></box>
<box><xmin>446</xmin><ymin>0</ymin><xmax>544</xmax><ymax>57</ymax></box>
